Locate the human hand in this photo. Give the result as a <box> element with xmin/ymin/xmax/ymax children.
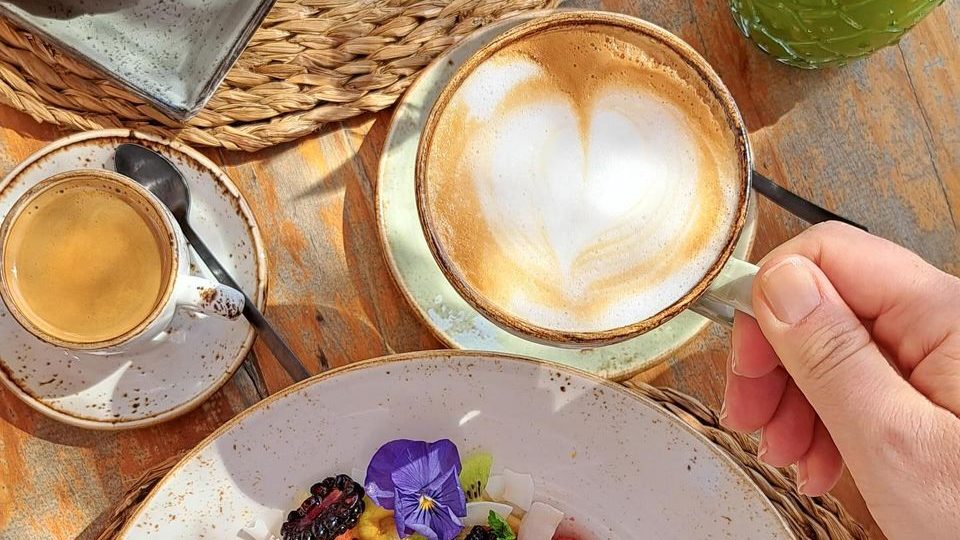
<box><xmin>720</xmin><ymin>222</ymin><xmax>960</xmax><ymax>540</ymax></box>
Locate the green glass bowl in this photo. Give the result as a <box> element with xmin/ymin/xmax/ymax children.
<box><xmin>730</xmin><ymin>0</ymin><xmax>944</xmax><ymax>68</ymax></box>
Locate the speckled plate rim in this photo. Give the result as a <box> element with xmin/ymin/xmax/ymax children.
<box><xmin>117</xmin><ymin>349</ymin><xmax>793</xmax><ymax>539</ymax></box>
<box><xmin>375</xmin><ymin>12</ymin><xmax>757</xmax><ymax>381</ymax></box>
<box><xmin>0</xmin><ymin>129</ymin><xmax>268</xmax><ymax>430</ymax></box>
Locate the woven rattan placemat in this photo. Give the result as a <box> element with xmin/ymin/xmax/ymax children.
<box><xmin>94</xmin><ymin>380</ymin><xmax>867</xmax><ymax>540</ymax></box>
<box><xmin>0</xmin><ymin>0</ymin><xmax>559</xmax><ymax>152</ymax></box>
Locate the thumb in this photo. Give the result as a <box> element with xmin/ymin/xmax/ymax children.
<box><xmin>751</xmin><ymin>255</ymin><xmax>931</xmax><ymax>456</ymax></box>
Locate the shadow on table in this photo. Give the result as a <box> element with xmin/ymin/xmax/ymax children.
<box><xmin>209</xmin><ymin>105</ymin><xmax>435</xmax><ymax>377</ymax></box>
<box><xmin>211</xmin><ymin>98</ymin><xmax>423</xmax><ymax>200</ymax></box>
<box><xmin>0</xmin><ymin>368</ymin><xmax>255</xmax><ymax>539</ymax></box>
<box><xmin>339</xmin><ymin>111</ymin><xmax>443</xmax><ymax>353</ymax></box>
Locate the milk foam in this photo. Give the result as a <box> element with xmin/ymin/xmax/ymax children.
<box><xmin>425</xmin><ymin>25</ymin><xmax>742</xmax><ymax>333</ymax></box>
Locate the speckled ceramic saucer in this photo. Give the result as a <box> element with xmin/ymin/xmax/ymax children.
<box><xmin>376</xmin><ymin>13</ymin><xmax>757</xmax><ymax>381</ymax></box>
<box><xmin>0</xmin><ymin>130</ymin><xmax>267</xmax><ymax>430</ymax></box>
<box><xmin>117</xmin><ymin>351</ymin><xmax>791</xmax><ymax>539</ymax></box>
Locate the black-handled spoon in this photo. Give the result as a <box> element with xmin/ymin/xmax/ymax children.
<box><xmin>752</xmin><ymin>170</ymin><xmax>868</xmax><ymax>232</ymax></box>
<box><xmin>115</xmin><ymin>144</ymin><xmax>312</xmax><ymax>385</ymax></box>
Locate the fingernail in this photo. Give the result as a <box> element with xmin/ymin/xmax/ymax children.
<box><xmin>796</xmin><ymin>460</ymin><xmax>809</xmax><ymax>495</ymax></box>
<box><xmin>730</xmin><ymin>349</ymin><xmax>744</xmax><ymax>376</ymax></box>
<box><xmin>760</xmin><ymin>257</ymin><xmax>822</xmax><ymax>324</ymax></box>
<box><xmin>757</xmin><ymin>432</ymin><xmax>768</xmax><ymax>461</ymax></box>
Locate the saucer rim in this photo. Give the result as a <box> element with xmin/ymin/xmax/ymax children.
<box><xmin>0</xmin><ymin>128</ymin><xmax>268</xmax><ymax>430</ymax></box>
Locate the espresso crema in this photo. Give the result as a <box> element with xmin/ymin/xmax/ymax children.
<box><xmin>1</xmin><ymin>178</ymin><xmax>171</xmax><ymax>344</ymax></box>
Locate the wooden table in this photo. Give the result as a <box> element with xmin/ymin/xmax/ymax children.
<box><xmin>1</xmin><ymin>1</ymin><xmax>957</xmax><ymax>538</ymax></box>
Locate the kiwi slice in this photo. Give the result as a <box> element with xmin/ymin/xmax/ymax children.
<box><xmin>459</xmin><ymin>451</ymin><xmax>493</xmax><ymax>501</ymax></box>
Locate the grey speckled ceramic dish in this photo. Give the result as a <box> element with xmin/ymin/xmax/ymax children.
<box><xmin>0</xmin><ymin>0</ymin><xmax>276</xmax><ymax>120</ymax></box>
<box><xmin>118</xmin><ymin>351</ymin><xmax>793</xmax><ymax>539</ymax></box>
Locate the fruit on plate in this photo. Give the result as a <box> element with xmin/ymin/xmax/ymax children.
<box><xmin>517</xmin><ymin>502</ymin><xmax>563</xmax><ymax>540</ymax></box>
<box><xmin>459</xmin><ymin>451</ymin><xmax>494</xmax><ymax>501</ymax></box>
<box><xmin>281</xmin><ymin>474</ymin><xmax>366</xmax><ymax>540</ymax></box>
<box><xmin>356</xmin><ymin>499</ymin><xmax>398</xmax><ymax>540</ymax></box>
<box><xmin>500</xmin><ymin>470</ymin><xmax>535</xmax><ymax>511</ymax></box>
<box><xmin>463</xmin><ymin>502</ymin><xmax>513</xmax><ymax>528</ymax></box>
<box><xmin>463</xmin><ymin>526</ymin><xmax>498</xmax><ymax>540</ymax></box>
<box><xmin>484</xmin><ymin>475</ymin><xmax>505</xmax><ymax>501</ymax></box>
<box><xmin>265</xmin><ymin>440</ymin><xmax>582</xmax><ymax>540</ymax></box>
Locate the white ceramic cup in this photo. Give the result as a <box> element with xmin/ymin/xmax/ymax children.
<box><xmin>416</xmin><ymin>11</ymin><xmax>756</xmax><ymax>348</ymax></box>
<box><xmin>0</xmin><ymin>169</ymin><xmax>244</xmax><ymax>355</ymax></box>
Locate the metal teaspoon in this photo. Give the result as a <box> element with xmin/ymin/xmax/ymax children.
<box><xmin>115</xmin><ymin>143</ymin><xmax>312</xmax><ymax>386</ymax></box>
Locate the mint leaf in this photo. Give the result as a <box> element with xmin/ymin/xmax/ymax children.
<box><xmin>488</xmin><ymin>510</ymin><xmax>516</xmax><ymax>540</ymax></box>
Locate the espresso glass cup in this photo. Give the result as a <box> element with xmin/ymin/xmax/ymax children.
<box><xmin>415</xmin><ymin>11</ymin><xmax>758</xmax><ymax>348</ymax></box>
<box><xmin>0</xmin><ymin>169</ymin><xmax>244</xmax><ymax>355</ymax></box>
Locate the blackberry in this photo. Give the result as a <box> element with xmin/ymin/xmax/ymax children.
<box><xmin>464</xmin><ymin>526</ymin><xmax>498</xmax><ymax>540</ymax></box>
<box><xmin>281</xmin><ymin>474</ymin><xmax>365</xmax><ymax>540</ymax></box>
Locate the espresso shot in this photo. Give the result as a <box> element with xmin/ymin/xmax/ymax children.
<box><xmin>0</xmin><ymin>172</ymin><xmax>173</xmax><ymax>345</ymax></box>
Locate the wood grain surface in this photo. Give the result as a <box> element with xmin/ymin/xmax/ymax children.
<box><xmin>2</xmin><ymin>1</ymin><xmax>958</xmax><ymax>538</ymax></box>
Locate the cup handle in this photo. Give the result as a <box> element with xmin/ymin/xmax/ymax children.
<box><xmin>174</xmin><ymin>275</ymin><xmax>245</xmax><ymax>320</ymax></box>
<box><xmin>689</xmin><ymin>257</ymin><xmax>757</xmax><ymax>327</ymax></box>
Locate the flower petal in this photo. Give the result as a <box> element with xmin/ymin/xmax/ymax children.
<box><xmin>437</xmin><ymin>504</ymin><xmax>466</xmax><ymax>540</ymax></box>
<box><xmin>393</xmin><ymin>488</ymin><xmax>415</xmax><ymax>537</ymax></box>
<box><xmin>424</xmin><ymin>468</ymin><xmax>467</xmax><ymax>517</ymax></box>
<box><xmin>390</xmin><ymin>452</ymin><xmax>433</xmax><ymax>497</ymax></box>
<box><xmin>366</xmin><ymin>439</ymin><xmax>430</xmax><ymax>510</ymax></box>
<box><xmin>365</xmin><ymin>439</ymin><xmax>466</xmax><ymax>540</ymax></box>
<box><xmin>407</xmin><ymin>521</ymin><xmax>439</xmax><ymax>540</ymax></box>
<box><xmin>415</xmin><ymin>503</ymin><xmax>464</xmax><ymax>540</ymax></box>
<box><xmin>395</xmin><ymin>487</ymin><xmax>430</xmax><ymax>538</ymax></box>
<box><xmin>394</xmin><ymin>486</ymin><xmax>464</xmax><ymax>540</ymax></box>
<box><xmin>428</xmin><ymin>440</ymin><xmax>463</xmax><ymax>478</ymax></box>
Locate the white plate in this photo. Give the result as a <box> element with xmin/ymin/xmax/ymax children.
<box><xmin>376</xmin><ymin>13</ymin><xmax>757</xmax><ymax>380</ymax></box>
<box><xmin>119</xmin><ymin>351</ymin><xmax>792</xmax><ymax>539</ymax></box>
<box><xmin>0</xmin><ymin>130</ymin><xmax>267</xmax><ymax>430</ymax></box>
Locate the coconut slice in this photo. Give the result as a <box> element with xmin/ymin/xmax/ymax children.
<box><xmin>518</xmin><ymin>502</ymin><xmax>564</xmax><ymax>540</ymax></box>
<box><xmin>485</xmin><ymin>474</ymin><xmax>506</xmax><ymax>501</ymax></box>
<box><xmin>501</xmin><ymin>469</ymin><xmax>535</xmax><ymax>511</ymax></box>
<box><xmin>464</xmin><ymin>501</ymin><xmax>515</xmax><ymax>528</ymax></box>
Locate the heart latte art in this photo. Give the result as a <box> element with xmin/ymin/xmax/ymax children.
<box><xmin>422</xmin><ymin>24</ymin><xmax>743</xmax><ymax>333</ymax></box>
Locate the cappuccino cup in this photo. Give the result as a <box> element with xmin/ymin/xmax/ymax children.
<box><xmin>0</xmin><ymin>169</ymin><xmax>244</xmax><ymax>354</ymax></box>
<box><xmin>416</xmin><ymin>11</ymin><xmax>757</xmax><ymax>347</ymax></box>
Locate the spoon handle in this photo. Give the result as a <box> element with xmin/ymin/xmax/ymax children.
<box><xmin>181</xmin><ymin>224</ymin><xmax>312</xmax><ymax>382</ymax></box>
<box><xmin>752</xmin><ymin>171</ymin><xmax>868</xmax><ymax>232</ymax></box>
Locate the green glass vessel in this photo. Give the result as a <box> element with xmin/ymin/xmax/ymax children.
<box><xmin>730</xmin><ymin>0</ymin><xmax>944</xmax><ymax>68</ymax></box>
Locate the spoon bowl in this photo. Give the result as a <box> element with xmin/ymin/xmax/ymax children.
<box><xmin>115</xmin><ymin>144</ymin><xmax>192</xmax><ymax>222</ymax></box>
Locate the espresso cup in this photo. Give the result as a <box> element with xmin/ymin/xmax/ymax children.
<box><xmin>0</xmin><ymin>169</ymin><xmax>244</xmax><ymax>354</ymax></box>
<box><xmin>415</xmin><ymin>11</ymin><xmax>758</xmax><ymax>348</ymax></box>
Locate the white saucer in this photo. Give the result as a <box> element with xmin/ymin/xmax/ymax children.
<box><xmin>0</xmin><ymin>130</ymin><xmax>267</xmax><ymax>430</ymax></box>
<box><xmin>376</xmin><ymin>13</ymin><xmax>757</xmax><ymax>380</ymax></box>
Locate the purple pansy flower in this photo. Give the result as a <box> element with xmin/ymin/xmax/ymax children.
<box><xmin>365</xmin><ymin>439</ymin><xmax>467</xmax><ymax>540</ymax></box>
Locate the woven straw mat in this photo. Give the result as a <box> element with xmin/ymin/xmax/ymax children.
<box><xmin>93</xmin><ymin>381</ymin><xmax>868</xmax><ymax>540</ymax></box>
<box><xmin>0</xmin><ymin>0</ymin><xmax>560</xmax><ymax>152</ymax></box>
